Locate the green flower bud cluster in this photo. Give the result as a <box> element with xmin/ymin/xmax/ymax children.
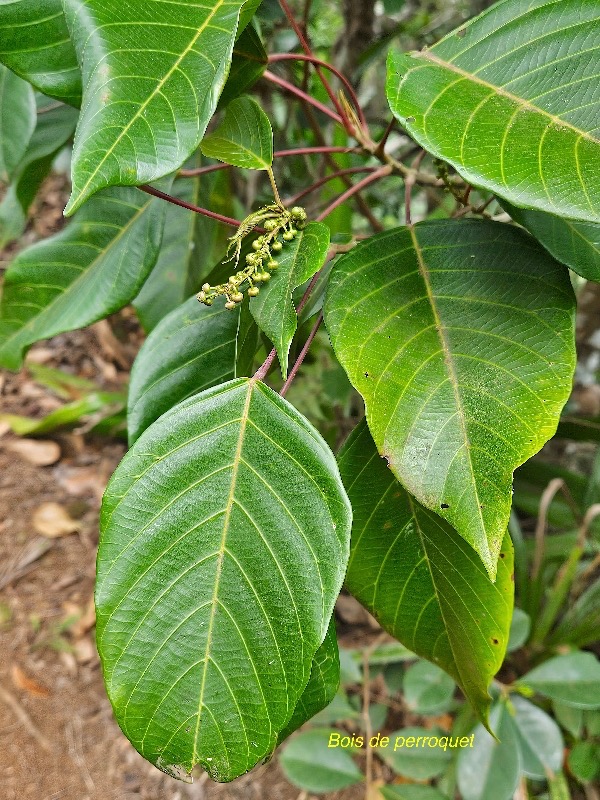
<box><xmin>197</xmin><ymin>205</ymin><xmax>308</xmax><ymax>309</ymax></box>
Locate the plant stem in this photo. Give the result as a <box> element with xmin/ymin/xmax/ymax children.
<box><xmin>316</xmin><ymin>165</ymin><xmax>392</xmax><ymax>222</ymax></box>
<box><xmin>253</xmin><ymin>347</ymin><xmax>278</xmax><ymax>381</ymax></box>
<box><xmin>139</xmin><ymin>185</ymin><xmax>242</xmax><ymax>227</ymax></box>
<box><xmin>286</xmin><ymin>166</ymin><xmax>377</xmax><ymax>205</ymax></box>
<box><xmin>267</xmin><ymin>166</ymin><xmax>285</xmax><ymax>208</ymax></box>
<box><xmin>178</xmin><ymin>146</ymin><xmax>361</xmax><ymax>177</ymax></box>
<box><xmin>280</xmin><ymin>312</ymin><xmax>323</xmax><ymax>397</ymax></box>
<box><xmin>263</xmin><ymin>70</ymin><xmax>343</xmax><ymax>125</ymax></box>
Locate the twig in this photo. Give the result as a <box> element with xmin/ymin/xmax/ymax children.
<box><xmin>280</xmin><ymin>312</ymin><xmax>323</xmax><ymax>397</ymax></box>
<box><xmin>178</xmin><ymin>146</ymin><xmax>362</xmax><ymax>177</ymax></box>
<box><xmin>0</xmin><ymin>685</ymin><xmax>54</xmax><ymax>752</ymax></box>
<box><xmin>263</xmin><ymin>69</ymin><xmax>344</xmax><ymax>125</ymax></box>
<box><xmin>253</xmin><ymin>348</ymin><xmax>278</xmax><ymax>382</ymax></box>
<box><xmin>139</xmin><ymin>185</ymin><xmax>242</xmax><ymax>227</ymax></box>
<box><xmin>285</xmin><ymin>166</ymin><xmax>377</xmax><ymax>205</ymax></box>
<box><xmin>316</xmin><ymin>166</ymin><xmax>392</xmax><ymax>222</ymax></box>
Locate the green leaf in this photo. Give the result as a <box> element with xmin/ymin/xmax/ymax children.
<box><xmin>381</xmin><ymin>727</ymin><xmax>452</xmax><ymax>780</ymax></box>
<box><xmin>548</xmin><ymin>771</ymin><xmax>572</xmax><ymax>800</ymax></box>
<box><xmin>338</xmin><ymin>421</ymin><xmax>514</xmax><ymax>726</ymax></box>
<box><xmin>219</xmin><ymin>25</ymin><xmax>268</xmax><ymax>109</ymax></box>
<box><xmin>552</xmin><ymin>702</ymin><xmax>584</xmax><ymax>739</ymax></box>
<box><xmin>386</xmin><ymin>0</ymin><xmax>600</xmax><ymax>223</ymax></box>
<box><xmin>326</xmin><ymin>219</ymin><xmax>575</xmax><ymax>575</ymax></box>
<box><xmin>403</xmin><ymin>661</ymin><xmax>456</xmax><ymax>715</ymax></box>
<box><xmin>568</xmin><ymin>742</ymin><xmax>600</xmax><ymax>784</ymax></box>
<box><xmin>507</xmin><ymin>608</ymin><xmax>531</xmax><ymax>653</ymax></box>
<box><xmin>0</xmin><ymin>65</ymin><xmax>35</xmax><ymax>182</ymax></box>
<box><xmin>63</xmin><ymin>0</ymin><xmax>248</xmax><ymax>214</ymax></box>
<box><xmin>250</xmin><ymin>221</ymin><xmax>330</xmax><ymax>378</ymax></box>
<box><xmin>279</xmin><ymin>729</ymin><xmax>363</xmax><ymax>794</ymax></box>
<box><xmin>380</xmin><ymin>786</ymin><xmax>449</xmax><ymax>800</ymax></box>
<box><xmin>0</xmin><ymin>392</ymin><xmax>124</xmax><ymax>436</ymax></box>
<box><xmin>0</xmin><ymin>0</ymin><xmax>81</xmax><ymax>105</ymax></box>
<box><xmin>0</xmin><ymin>186</ymin><xmax>167</xmax><ymax>370</ymax></box>
<box><xmin>504</xmin><ymin>203</ymin><xmax>600</xmax><ymax>282</ymax></box>
<box><xmin>510</xmin><ymin>695</ymin><xmax>563</xmax><ymax>780</ymax></box>
<box><xmin>457</xmin><ymin>702</ymin><xmax>521</xmax><ymax>800</ymax></box>
<box><xmin>127</xmin><ymin>296</ymin><xmax>258</xmax><ymax>445</ymax></box>
<box><xmin>548</xmin><ymin>577</ymin><xmax>600</xmax><ymax>649</ymax></box>
<box><xmin>201</xmin><ymin>95</ymin><xmax>273</xmax><ymax>170</ymax></box>
<box><xmin>517</xmin><ymin>652</ymin><xmax>600</xmax><ymax>709</ymax></box>
<box><xmin>277</xmin><ymin>619</ymin><xmax>340</xmax><ymax>743</ymax></box>
<box><xmin>97</xmin><ymin>378</ymin><xmax>351</xmax><ymax>782</ymax></box>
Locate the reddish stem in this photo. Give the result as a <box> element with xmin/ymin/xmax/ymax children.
<box><xmin>178</xmin><ymin>146</ymin><xmax>360</xmax><ymax>177</ymax></box>
<box><xmin>263</xmin><ymin>69</ymin><xmax>343</xmax><ymax>125</ymax></box>
<box><xmin>286</xmin><ymin>166</ymin><xmax>377</xmax><ymax>205</ymax></box>
<box><xmin>280</xmin><ymin>311</ymin><xmax>323</xmax><ymax>397</ymax></box>
<box><xmin>268</xmin><ymin>53</ymin><xmax>367</xmax><ymax>130</ymax></box>
<box><xmin>253</xmin><ymin>348</ymin><xmax>278</xmax><ymax>381</ymax></box>
<box><xmin>139</xmin><ymin>184</ymin><xmax>242</xmax><ymax>227</ymax></box>
<box><xmin>316</xmin><ymin>166</ymin><xmax>392</xmax><ymax>222</ymax></box>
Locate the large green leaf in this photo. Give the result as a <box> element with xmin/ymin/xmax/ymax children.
<box><xmin>504</xmin><ymin>203</ymin><xmax>600</xmax><ymax>282</ymax></box>
<box><xmin>127</xmin><ymin>296</ymin><xmax>257</xmax><ymax>444</ymax></box>
<box><xmin>277</xmin><ymin>619</ymin><xmax>340</xmax><ymax>743</ymax></box>
<box><xmin>386</xmin><ymin>0</ymin><xmax>600</xmax><ymax>223</ymax></box>
<box><xmin>338</xmin><ymin>421</ymin><xmax>513</xmax><ymax>724</ymax></box>
<box><xmin>325</xmin><ymin>219</ymin><xmax>576</xmax><ymax>574</ymax></box>
<box><xmin>0</xmin><ymin>186</ymin><xmax>166</xmax><ymax>370</ymax></box>
<box><xmin>0</xmin><ymin>65</ymin><xmax>35</xmax><ymax>181</ymax></box>
<box><xmin>219</xmin><ymin>25</ymin><xmax>268</xmax><ymax>109</ymax></box>
<box><xmin>250</xmin><ymin>221</ymin><xmax>330</xmax><ymax>378</ymax></box>
<box><xmin>0</xmin><ymin>0</ymin><xmax>81</xmax><ymax>105</ymax></box>
<box><xmin>97</xmin><ymin>378</ymin><xmax>351</xmax><ymax>781</ymax></box>
<box><xmin>201</xmin><ymin>95</ymin><xmax>272</xmax><ymax>170</ymax></box>
<box><xmin>63</xmin><ymin>0</ymin><xmax>247</xmax><ymax>214</ymax></box>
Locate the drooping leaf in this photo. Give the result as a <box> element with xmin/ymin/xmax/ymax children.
<box><xmin>0</xmin><ymin>186</ymin><xmax>167</xmax><ymax>370</ymax></box>
<box><xmin>279</xmin><ymin>729</ymin><xmax>363</xmax><ymax>794</ymax></box>
<box><xmin>0</xmin><ymin>65</ymin><xmax>35</xmax><ymax>182</ymax></box>
<box><xmin>219</xmin><ymin>25</ymin><xmax>268</xmax><ymax>109</ymax></box>
<box><xmin>403</xmin><ymin>661</ymin><xmax>456</xmax><ymax>715</ymax></box>
<box><xmin>386</xmin><ymin>0</ymin><xmax>600</xmax><ymax>223</ymax></box>
<box><xmin>97</xmin><ymin>378</ymin><xmax>351</xmax><ymax>782</ymax></box>
<box><xmin>504</xmin><ymin>202</ymin><xmax>600</xmax><ymax>282</ymax></box>
<box><xmin>0</xmin><ymin>0</ymin><xmax>81</xmax><ymax>105</ymax></box>
<box><xmin>381</xmin><ymin>727</ymin><xmax>452</xmax><ymax>780</ymax></box>
<box><xmin>127</xmin><ymin>296</ymin><xmax>257</xmax><ymax>444</ymax></box>
<box><xmin>457</xmin><ymin>702</ymin><xmax>521</xmax><ymax>800</ymax></box>
<box><xmin>250</xmin><ymin>221</ymin><xmax>330</xmax><ymax>377</ymax></box>
<box><xmin>63</xmin><ymin>0</ymin><xmax>248</xmax><ymax>214</ymax></box>
<box><xmin>510</xmin><ymin>695</ymin><xmax>564</xmax><ymax>780</ymax></box>
<box><xmin>133</xmin><ymin>170</ymin><xmax>231</xmax><ymax>332</ymax></box>
<box><xmin>325</xmin><ymin>219</ymin><xmax>575</xmax><ymax>575</ymax></box>
<box><xmin>201</xmin><ymin>95</ymin><xmax>273</xmax><ymax>170</ymax></box>
<box><xmin>0</xmin><ymin>98</ymin><xmax>78</xmax><ymax>248</ymax></box>
<box><xmin>516</xmin><ymin>652</ymin><xmax>600</xmax><ymax>709</ymax></box>
<box><xmin>277</xmin><ymin>619</ymin><xmax>340</xmax><ymax>743</ymax></box>
<box><xmin>338</xmin><ymin>421</ymin><xmax>513</xmax><ymax>725</ymax></box>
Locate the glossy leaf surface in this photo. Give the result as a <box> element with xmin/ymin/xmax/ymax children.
<box><xmin>338</xmin><ymin>421</ymin><xmax>513</xmax><ymax>724</ymax></box>
<box><xmin>387</xmin><ymin>0</ymin><xmax>600</xmax><ymax>222</ymax></box>
<box><xmin>128</xmin><ymin>296</ymin><xmax>257</xmax><ymax>444</ymax></box>
<box><xmin>325</xmin><ymin>219</ymin><xmax>575</xmax><ymax>574</ymax></box>
<box><xmin>97</xmin><ymin>378</ymin><xmax>351</xmax><ymax>781</ymax></box>
<box><xmin>0</xmin><ymin>186</ymin><xmax>166</xmax><ymax>370</ymax></box>
<box><xmin>250</xmin><ymin>221</ymin><xmax>330</xmax><ymax>377</ymax></box>
<box><xmin>201</xmin><ymin>95</ymin><xmax>272</xmax><ymax>170</ymax></box>
<box><xmin>0</xmin><ymin>65</ymin><xmax>35</xmax><ymax>182</ymax></box>
<box><xmin>0</xmin><ymin>0</ymin><xmax>81</xmax><ymax>105</ymax></box>
<box><xmin>63</xmin><ymin>0</ymin><xmax>247</xmax><ymax>213</ymax></box>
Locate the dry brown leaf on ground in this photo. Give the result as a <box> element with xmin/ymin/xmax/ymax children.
<box><xmin>5</xmin><ymin>438</ymin><xmax>61</xmax><ymax>466</ymax></box>
<box><xmin>11</xmin><ymin>664</ymin><xmax>50</xmax><ymax>698</ymax></box>
<box><xmin>32</xmin><ymin>502</ymin><xmax>79</xmax><ymax>537</ymax></box>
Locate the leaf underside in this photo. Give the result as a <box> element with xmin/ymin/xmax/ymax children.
<box><xmin>324</xmin><ymin>219</ymin><xmax>576</xmax><ymax>576</ymax></box>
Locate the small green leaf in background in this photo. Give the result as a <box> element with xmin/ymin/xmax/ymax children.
<box><xmin>0</xmin><ymin>65</ymin><xmax>35</xmax><ymax>182</ymax></box>
<box><xmin>326</xmin><ymin>219</ymin><xmax>576</xmax><ymax>575</ymax></box>
<box><xmin>386</xmin><ymin>0</ymin><xmax>600</xmax><ymax>223</ymax></box>
<box><xmin>552</xmin><ymin>702</ymin><xmax>584</xmax><ymax>739</ymax></box>
<box><xmin>517</xmin><ymin>652</ymin><xmax>600</xmax><ymax>709</ymax></box>
<box><xmin>219</xmin><ymin>26</ymin><xmax>268</xmax><ymax>109</ymax></box>
<box><xmin>548</xmin><ymin>770</ymin><xmax>573</xmax><ymax>800</ymax></box>
<box><xmin>380</xmin><ymin>785</ymin><xmax>449</xmax><ymax>800</ymax></box>
<box><xmin>568</xmin><ymin>741</ymin><xmax>600</xmax><ymax>784</ymax></box>
<box><xmin>381</xmin><ymin>727</ymin><xmax>452</xmax><ymax>780</ymax></box>
<box><xmin>127</xmin><ymin>296</ymin><xmax>257</xmax><ymax>444</ymax></box>
<box><xmin>507</xmin><ymin>608</ymin><xmax>531</xmax><ymax>653</ymax></box>
<box><xmin>201</xmin><ymin>95</ymin><xmax>273</xmax><ymax>170</ymax></box>
<box><xmin>403</xmin><ymin>662</ymin><xmax>456</xmax><ymax>715</ymax></box>
<box><xmin>98</xmin><ymin>378</ymin><xmax>351</xmax><ymax>782</ymax></box>
<box><xmin>548</xmin><ymin>577</ymin><xmax>600</xmax><ymax>649</ymax></box>
<box><xmin>250</xmin><ymin>221</ymin><xmax>330</xmax><ymax>377</ymax></box>
<box><xmin>510</xmin><ymin>695</ymin><xmax>564</xmax><ymax>780</ymax></box>
<box><xmin>503</xmin><ymin>203</ymin><xmax>600</xmax><ymax>283</ymax></box>
<box><xmin>279</xmin><ymin>729</ymin><xmax>363</xmax><ymax>794</ymax></box>
<box><xmin>338</xmin><ymin>420</ymin><xmax>513</xmax><ymax>726</ymax></box>
<box><xmin>0</xmin><ymin>185</ymin><xmax>167</xmax><ymax>371</ymax></box>
<box><xmin>339</xmin><ymin>648</ymin><xmax>362</xmax><ymax>685</ymax></box>
<box><xmin>0</xmin><ymin>0</ymin><xmax>81</xmax><ymax>105</ymax></box>
<box><xmin>63</xmin><ymin>0</ymin><xmax>248</xmax><ymax>213</ymax></box>
<box><xmin>457</xmin><ymin>703</ymin><xmax>521</xmax><ymax>800</ymax></box>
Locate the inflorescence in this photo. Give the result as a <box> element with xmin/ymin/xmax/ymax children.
<box><xmin>197</xmin><ymin>204</ymin><xmax>307</xmax><ymax>309</ymax></box>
